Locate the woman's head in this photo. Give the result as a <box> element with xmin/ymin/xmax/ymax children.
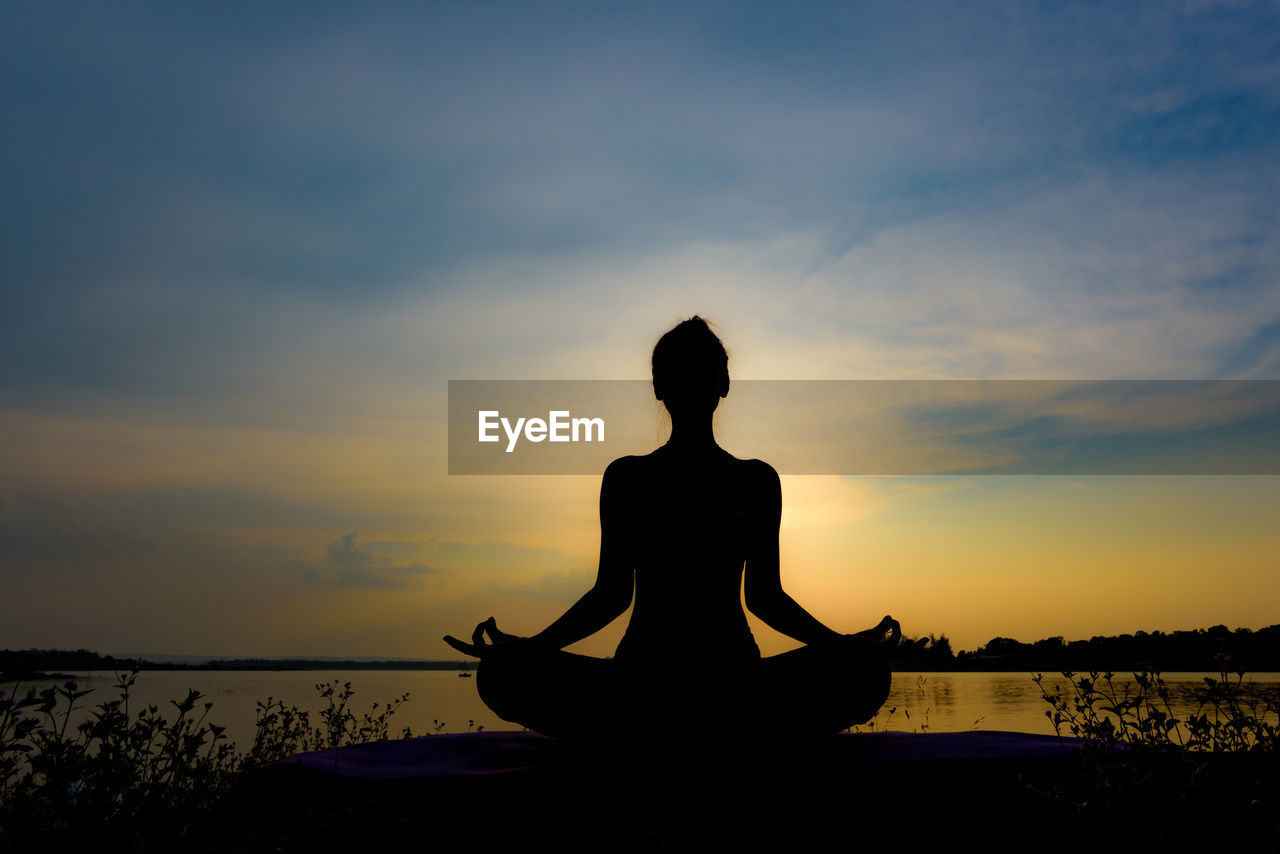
<box><xmin>651</xmin><ymin>316</ymin><xmax>729</xmax><ymax>417</ymax></box>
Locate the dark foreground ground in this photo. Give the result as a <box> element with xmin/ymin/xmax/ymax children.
<box><xmin>99</xmin><ymin>731</ymin><xmax>1280</xmax><ymax>853</ymax></box>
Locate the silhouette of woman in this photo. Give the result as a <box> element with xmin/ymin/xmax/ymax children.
<box><xmin>445</xmin><ymin>317</ymin><xmax>899</xmax><ymax>742</ymax></box>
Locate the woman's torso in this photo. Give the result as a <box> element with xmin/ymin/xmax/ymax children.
<box><xmin>610</xmin><ymin>446</ymin><xmax>770</xmax><ymax>667</ymax></box>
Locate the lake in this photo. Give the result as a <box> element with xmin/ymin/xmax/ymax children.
<box><xmin>11</xmin><ymin>669</ymin><xmax>1279</xmax><ymax>752</ymax></box>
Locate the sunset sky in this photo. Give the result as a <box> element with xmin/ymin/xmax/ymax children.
<box><xmin>3</xmin><ymin>1</ymin><xmax>1279</xmax><ymax>658</ymax></box>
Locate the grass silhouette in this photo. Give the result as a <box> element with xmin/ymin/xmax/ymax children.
<box><xmin>3</xmin><ymin>664</ymin><xmax>1277</xmax><ymax>850</ymax></box>
<box><xmin>0</xmin><ymin>670</ymin><xmax>414</xmax><ymax>847</ymax></box>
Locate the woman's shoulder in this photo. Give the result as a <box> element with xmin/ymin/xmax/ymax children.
<box><xmin>727</xmin><ymin>455</ymin><xmax>780</xmax><ymax>482</ymax></box>
<box><xmin>608</xmin><ymin>449</ymin><xmax>778</xmax><ymax>473</ymax></box>
<box><xmin>602</xmin><ymin>454</ymin><xmax>648</xmax><ymax>483</ymax></box>
<box><xmin>605</xmin><ymin>448</ymin><xmax>777</xmax><ymax>479</ymax></box>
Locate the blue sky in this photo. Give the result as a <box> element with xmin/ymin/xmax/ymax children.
<box><xmin>2</xmin><ymin>1</ymin><xmax>1279</xmax><ymax>655</ymax></box>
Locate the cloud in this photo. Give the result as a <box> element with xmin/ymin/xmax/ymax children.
<box><xmin>322</xmin><ymin>532</ymin><xmax>444</xmax><ymax>589</ymax></box>
<box><xmin>5</xmin><ymin>0</ymin><xmax>1280</xmax><ymax>408</ymax></box>
<box><xmin>494</xmin><ymin>569</ymin><xmax>597</xmax><ymax>604</ymax></box>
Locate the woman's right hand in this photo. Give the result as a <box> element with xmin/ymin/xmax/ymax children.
<box><xmin>443</xmin><ymin>617</ymin><xmax>526</xmax><ymax>659</ymax></box>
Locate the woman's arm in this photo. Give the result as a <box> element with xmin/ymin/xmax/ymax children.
<box><xmin>523</xmin><ymin>458</ymin><xmax>635</xmax><ymax>650</ymax></box>
<box><xmin>743</xmin><ymin>463</ymin><xmax>844</xmax><ymax>645</ymax></box>
<box><xmin>444</xmin><ymin>459</ymin><xmax>634</xmax><ymax>658</ymax></box>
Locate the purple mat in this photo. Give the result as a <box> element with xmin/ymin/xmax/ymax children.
<box><xmin>276</xmin><ymin>730</ymin><xmax>1083</xmax><ymax>779</ymax></box>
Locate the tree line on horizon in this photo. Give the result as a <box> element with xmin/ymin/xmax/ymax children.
<box><xmin>890</xmin><ymin>623</ymin><xmax>1280</xmax><ymax>672</ymax></box>
<box><xmin>4</xmin><ymin>623</ymin><xmax>1280</xmax><ymax>679</ymax></box>
<box><xmin>0</xmin><ymin>650</ymin><xmax>469</xmax><ymax>679</ymax></box>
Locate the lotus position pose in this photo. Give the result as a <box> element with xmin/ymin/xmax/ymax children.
<box><xmin>445</xmin><ymin>317</ymin><xmax>900</xmax><ymax>742</ymax></box>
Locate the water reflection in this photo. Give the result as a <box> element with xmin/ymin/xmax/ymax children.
<box><xmin>860</xmin><ymin>672</ymin><xmax>1280</xmax><ymax>736</ymax></box>
<box><xmin>8</xmin><ymin>670</ymin><xmax>1277</xmax><ymax>750</ymax></box>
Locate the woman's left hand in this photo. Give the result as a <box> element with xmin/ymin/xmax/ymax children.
<box><xmin>852</xmin><ymin>615</ymin><xmax>901</xmax><ymax>648</ymax></box>
<box><xmin>443</xmin><ymin>617</ymin><xmax>528</xmax><ymax>658</ymax></box>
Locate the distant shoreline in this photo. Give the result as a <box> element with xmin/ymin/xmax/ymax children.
<box><xmin>7</xmin><ymin>624</ymin><xmax>1280</xmax><ymax>680</ymax></box>
<box><xmin>1</xmin><ymin>659</ymin><xmax>474</xmax><ymax>680</ymax></box>
<box><xmin>8</xmin><ymin>660</ymin><xmax>1280</xmax><ymax>681</ymax></box>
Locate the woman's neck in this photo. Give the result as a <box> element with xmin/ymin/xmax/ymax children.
<box><xmin>665</xmin><ymin>418</ymin><xmax>718</xmax><ymax>450</ymax></box>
